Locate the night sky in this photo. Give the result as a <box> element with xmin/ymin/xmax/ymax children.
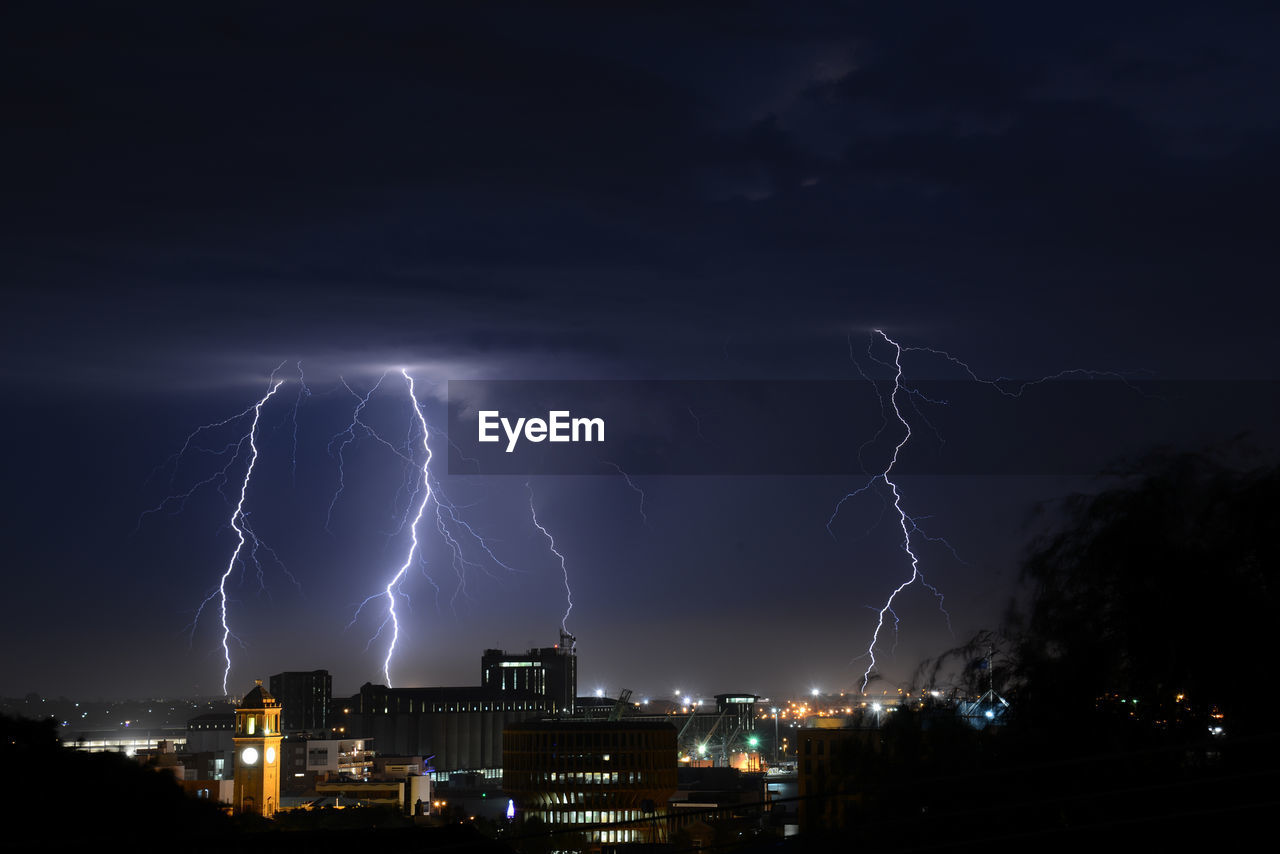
<box><xmin>3</xmin><ymin>1</ymin><xmax>1277</xmax><ymax>701</ymax></box>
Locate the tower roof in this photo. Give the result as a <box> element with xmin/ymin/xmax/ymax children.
<box><xmin>239</xmin><ymin>680</ymin><xmax>279</xmax><ymax>709</ymax></box>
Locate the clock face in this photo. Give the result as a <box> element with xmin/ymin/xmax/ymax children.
<box><xmin>265</xmin><ymin>747</ymin><xmax>276</xmax><ymax>764</ymax></box>
<box><xmin>241</xmin><ymin>746</ymin><xmax>259</xmax><ymax>765</ymax></box>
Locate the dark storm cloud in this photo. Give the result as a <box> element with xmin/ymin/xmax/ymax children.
<box><xmin>3</xmin><ymin>0</ymin><xmax>1276</xmax><ymax>395</ymax></box>
<box><xmin>757</xmin><ymin>2</ymin><xmax>1280</xmax><ymax>274</ymax></box>
<box><xmin>7</xmin><ymin>2</ymin><xmax>1275</xmax><ymax>318</ymax></box>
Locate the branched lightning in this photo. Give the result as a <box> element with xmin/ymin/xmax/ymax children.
<box><xmin>341</xmin><ymin>371</ymin><xmax>522</xmax><ymax>684</ymax></box>
<box><xmin>605</xmin><ymin>461</ymin><xmax>650</xmax><ymax>527</ymax></box>
<box><xmin>325</xmin><ymin>373</ymin><xmax>389</xmax><ymax>533</ymax></box>
<box><xmin>687</xmin><ymin>406</ymin><xmax>707</xmax><ymax>441</ymax></box>
<box><xmin>241</xmin><ymin>514</ymin><xmax>302</xmax><ymax>596</ymax></box>
<box><xmin>148</xmin><ymin>360</ymin><xmax>532</xmax><ymax>691</ymax></box>
<box><xmin>527</xmin><ymin>481</ymin><xmax>573</xmax><ymax>639</ymax></box>
<box><xmin>146</xmin><ymin>400</ymin><xmax>260</xmax><ymax>490</ymax></box>
<box><xmin>358</xmin><ymin>415</ymin><xmax>519</xmax><ymax>610</ymax></box>
<box><xmin>136</xmin><ymin>442</ymin><xmax>246</xmax><ymax>533</ymax></box>
<box><xmin>862</xmin><ymin>604</ymin><xmax>901</xmax><ymax>655</ymax></box>
<box><xmin>434</xmin><ymin>485</ymin><xmax>523</xmax><ymax>610</ymax></box>
<box><xmin>328</xmin><ymin>380</ymin><xmax>516</xmax><ymax>607</ymax></box>
<box><xmin>830</xmin><ymin>331</ymin><xmax>951</xmax><ymax>691</ymax></box>
<box><xmin>901</xmin><ymin>343</ymin><xmax>1142</xmax><ymax>398</ymax></box>
<box><xmin>190</xmin><ymin>372</ymin><xmax>285</xmax><ymax>695</ymax></box>
<box><xmin>141</xmin><ymin>363</ymin><xmax>311</xmax><ymax>693</ymax></box>
<box><xmin>136</xmin><ymin>367</ymin><xmax>292</xmax><ymax>531</ymax></box>
<box><xmin>836</xmin><ymin>330</ymin><xmax>1138</xmax><ymax>691</ymax></box>
<box><xmin>290</xmin><ymin>361</ymin><xmax>311</xmax><ymax>485</ymax></box>
<box><xmin>347</xmin><ymin>369</ymin><xmax>432</xmax><ymax>688</ymax></box>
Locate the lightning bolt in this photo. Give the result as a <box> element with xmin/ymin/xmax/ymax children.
<box><xmin>239</xmin><ymin>513</ymin><xmax>303</xmax><ymax>600</ymax></box>
<box><xmin>149</xmin><ymin>360</ymin><xmax>526</xmax><ymax>691</ymax></box>
<box><xmin>527</xmin><ymin>481</ymin><xmax>573</xmax><ymax>640</ymax></box>
<box><xmin>290</xmin><ymin>360</ymin><xmax>311</xmax><ymax>486</ymax></box>
<box><xmin>687</xmin><ymin>406</ymin><xmax>707</xmax><ymax>441</ymax></box>
<box><xmin>325</xmin><ymin>373</ymin><xmax>389</xmax><ymax>533</ymax></box>
<box><xmin>136</xmin><ymin>441</ymin><xmax>246</xmax><ymax>532</ymax></box>
<box><xmin>188</xmin><ymin>370</ymin><xmax>285</xmax><ymax>695</ymax></box>
<box><xmin>140</xmin><ymin>362</ymin><xmax>306</xmax><ymax>693</ymax></box>
<box><xmin>605</xmin><ymin>461</ymin><xmax>649</xmax><ymax>527</ymax></box>
<box><xmin>145</xmin><ymin>398</ymin><xmax>260</xmax><ymax>493</ymax></box>
<box><xmin>136</xmin><ymin>379</ymin><xmax>283</xmax><ymax>533</ymax></box>
<box><xmin>900</xmin><ymin>343</ymin><xmax>1143</xmax><ymax>397</ymax></box>
<box><xmin>342</xmin><ymin>370</ymin><xmax>522</xmax><ymax>684</ymax></box>
<box><xmin>837</xmin><ymin>330</ymin><xmax>1139</xmax><ymax>692</ymax></box>
<box><xmin>432</xmin><ymin>482</ymin><xmax>522</xmax><ymax>611</ymax></box>
<box><xmin>830</xmin><ymin>330</ymin><xmax>950</xmax><ymax>692</ymax></box>
<box><xmin>347</xmin><ymin>369</ymin><xmax>432</xmax><ymax>688</ymax></box>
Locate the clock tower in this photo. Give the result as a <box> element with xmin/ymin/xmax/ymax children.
<box><xmin>233</xmin><ymin>680</ymin><xmax>283</xmax><ymax>817</ymax></box>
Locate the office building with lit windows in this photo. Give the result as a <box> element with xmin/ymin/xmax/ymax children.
<box><xmin>481</xmin><ymin>632</ymin><xmax>577</xmax><ymax>713</ymax></box>
<box><xmin>503</xmin><ymin>720</ymin><xmax>678</xmax><ymax>845</ymax></box>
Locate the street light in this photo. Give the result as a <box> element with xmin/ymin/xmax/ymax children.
<box><xmin>771</xmin><ymin>708</ymin><xmax>779</xmax><ymax>764</ymax></box>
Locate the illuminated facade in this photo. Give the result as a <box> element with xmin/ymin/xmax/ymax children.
<box><xmin>481</xmin><ymin>635</ymin><xmax>577</xmax><ymax>713</ymax></box>
<box><xmin>232</xmin><ymin>681</ymin><xmax>283</xmax><ymax>817</ymax></box>
<box><xmin>303</xmin><ymin>737</ymin><xmax>372</xmax><ymax>777</ymax></box>
<box><xmin>503</xmin><ymin>720</ymin><xmax>678</xmax><ymax>845</ymax></box>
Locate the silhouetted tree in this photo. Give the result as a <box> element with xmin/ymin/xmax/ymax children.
<box><xmin>1008</xmin><ymin>451</ymin><xmax>1279</xmax><ymax>737</ymax></box>
<box><xmin>0</xmin><ymin>713</ymin><xmax>231</xmax><ymax>845</ymax></box>
<box><xmin>909</xmin><ymin>628</ymin><xmax>1010</xmax><ymax>698</ymax></box>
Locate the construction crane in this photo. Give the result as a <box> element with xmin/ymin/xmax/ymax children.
<box><xmin>609</xmin><ymin>688</ymin><xmax>633</xmax><ymax>721</ymax></box>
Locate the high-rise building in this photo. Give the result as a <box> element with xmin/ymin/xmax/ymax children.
<box><xmin>269</xmin><ymin>670</ymin><xmax>331</xmax><ymax>733</ymax></box>
<box><xmin>232</xmin><ymin>681</ymin><xmax>283</xmax><ymax>817</ymax></box>
<box><xmin>481</xmin><ymin>631</ymin><xmax>577</xmax><ymax>713</ymax></box>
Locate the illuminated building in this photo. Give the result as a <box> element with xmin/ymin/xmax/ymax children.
<box><xmin>232</xmin><ymin>681</ymin><xmax>283</xmax><ymax>817</ymax></box>
<box><xmin>277</xmin><ymin>737</ymin><xmax>373</xmax><ymax>796</ymax></box>
<box><xmin>303</xmin><ymin>737</ymin><xmax>372</xmax><ymax>778</ymax></box>
<box><xmin>713</xmin><ymin>694</ymin><xmax>759</xmax><ymax>734</ymax></box>
<box><xmin>481</xmin><ymin>632</ymin><xmax>577</xmax><ymax>713</ymax></box>
<box><xmin>503</xmin><ymin>720</ymin><xmax>678</xmax><ymax>845</ymax></box>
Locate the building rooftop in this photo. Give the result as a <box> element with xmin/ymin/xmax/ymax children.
<box><xmin>239</xmin><ymin>681</ymin><xmax>279</xmax><ymax>709</ymax></box>
<box><xmin>506</xmin><ymin>719</ymin><xmax>678</xmax><ymax>732</ymax></box>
